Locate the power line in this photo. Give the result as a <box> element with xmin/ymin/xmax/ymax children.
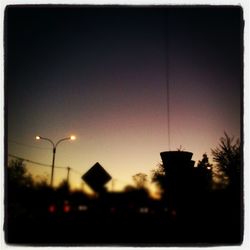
<box><xmin>165</xmin><ymin>13</ymin><xmax>171</xmax><ymax>151</ymax></box>
<box><xmin>71</xmin><ymin>168</ymin><xmax>82</xmax><ymax>176</ymax></box>
<box><xmin>8</xmin><ymin>154</ymin><xmax>66</xmax><ymax>169</ymax></box>
<box><xmin>8</xmin><ymin>154</ymin><xmax>86</xmax><ymax>189</ymax></box>
<box><xmin>7</xmin><ymin>155</ymin><xmax>131</xmax><ymax>191</ymax></box>
<box><xmin>8</xmin><ymin>140</ymin><xmax>51</xmax><ymax>150</ymax></box>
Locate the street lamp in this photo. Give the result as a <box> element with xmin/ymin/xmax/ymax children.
<box><xmin>36</xmin><ymin>135</ymin><xmax>76</xmax><ymax>187</ymax></box>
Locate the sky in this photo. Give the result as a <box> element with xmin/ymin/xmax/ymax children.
<box><xmin>6</xmin><ymin>6</ymin><xmax>242</xmax><ymax>194</ymax></box>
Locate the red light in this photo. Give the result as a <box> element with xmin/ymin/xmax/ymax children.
<box><xmin>63</xmin><ymin>204</ymin><xmax>71</xmax><ymax>213</ymax></box>
<box><xmin>48</xmin><ymin>204</ymin><xmax>56</xmax><ymax>213</ymax></box>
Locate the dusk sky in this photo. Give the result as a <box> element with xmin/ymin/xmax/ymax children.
<box><xmin>6</xmin><ymin>6</ymin><xmax>242</xmax><ymax>193</ymax></box>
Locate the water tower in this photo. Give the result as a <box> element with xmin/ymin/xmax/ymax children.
<box><xmin>160</xmin><ymin>151</ymin><xmax>195</xmax><ymax>215</ymax></box>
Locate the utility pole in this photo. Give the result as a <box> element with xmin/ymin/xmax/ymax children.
<box><xmin>66</xmin><ymin>166</ymin><xmax>71</xmax><ymax>184</ymax></box>
<box><xmin>111</xmin><ymin>178</ymin><xmax>116</xmax><ymax>192</ymax></box>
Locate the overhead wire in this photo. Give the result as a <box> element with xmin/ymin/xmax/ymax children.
<box><xmin>7</xmin><ymin>155</ymin><xmax>131</xmax><ymax>191</ymax></box>
<box><xmin>165</xmin><ymin>13</ymin><xmax>171</xmax><ymax>151</ymax></box>
<box><xmin>8</xmin><ymin>140</ymin><xmax>51</xmax><ymax>150</ymax></box>
<box><xmin>8</xmin><ymin>154</ymin><xmax>66</xmax><ymax>169</ymax></box>
<box><xmin>71</xmin><ymin>168</ymin><xmax>82</xmax><ymax>176</ymax></box>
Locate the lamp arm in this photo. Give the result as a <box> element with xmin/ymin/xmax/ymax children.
<box><xmin>55</xmin><ymin>137</ymin><xmax>71</xmax><ymax>148</ymax></box>
<box><xmin>39</xmin><ymin>137</ymin><xmax>55</xmax><ymax>148</ymax></box>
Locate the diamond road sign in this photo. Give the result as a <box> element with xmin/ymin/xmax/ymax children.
<box><xmin>82</xmin><ymin>162</ymin><xmax>112</xmax><ymax>193</ymax></box>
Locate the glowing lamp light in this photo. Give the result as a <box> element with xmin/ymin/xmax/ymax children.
<box><xmin>70</xmin><ymin>135</ymin><xmax>76</xmax><ymax>140</ymax></box>
<box><xmin>36</xmin><ymin>136</ymin><xmax>41</xmax><ymax>140</ymax></box>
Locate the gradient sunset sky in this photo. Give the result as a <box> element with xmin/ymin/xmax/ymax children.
<box><xmin>6</xmin><ymin>6</ymin><xmax>242</xmax><ymax>193</ymax></box>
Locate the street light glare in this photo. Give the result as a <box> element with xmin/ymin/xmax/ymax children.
<box><xmin>35</xmin><ymin>134</ymin><xmax>76</xmax><ymax>186</ymax></box>
<box><xmin>70</xmin><ymin>135</ymin><xmax>76</xmax><ymax>140</ymax></box>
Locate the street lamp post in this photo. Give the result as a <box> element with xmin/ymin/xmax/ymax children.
<box><xmin>36</xmin><ymin>135</ymin><xmax>76</xmax><ymax>187</ymax></box>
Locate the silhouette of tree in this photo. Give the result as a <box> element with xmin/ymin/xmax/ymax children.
<box><xmin>123</xmin><ymin>185</ymin><xmax>136</xmax><ymax>192</ymax></box>
<box><xmin>211</xmin><ymin>132</ymin><xmax>241</xmax><ymax>189</ymax></box>
<box><xmin>123</xmin><ymin>183</ymin><xmax>149</xmax><ymax>206</ymax></box>
<box><xmin>6</xmin><ymin>159</ymin><xmax>36</xmax><ymax>224</ymax></box>
<box><xmin>132</xmin><ymin>173</ymin><xmax>148</xmax><ymax>190</ymax></box>
<box><xmin>7</xmin><ymin>159</ymin><xmax>33</xmax><ymax>188</ymax></box>
<box><xmin>57</xmin><ymin>179</ymin><xmax>70</xmax><ymax>194</ymax></box>
<box><xmin>34</xmin><ymin>174</ymin><xmax>50</xmax><ymax>188</ymax></box>
<box><xmin>197</xmin><ymin>153</ymin><xmax>213</xmax><ymax>170</ymax></box>
<box><xmin>211</xmin><ymin>133</ymin><xmax>242</xmax><ymax>243</ymax></box>
<box><xmin>151</xmin><ymin>163</ymin><xmax>167</xmax><ymax>199</ymax></box>
<box><xmin>196</xmin><ymin>153</ymin><xmax>213</xmax><ymax>191</ymax></box>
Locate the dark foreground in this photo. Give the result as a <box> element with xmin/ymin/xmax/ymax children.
<box><xmin>5</xmin><ymin>192</ymin><xmax>242</xmax><ymax>246</ymax></box>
